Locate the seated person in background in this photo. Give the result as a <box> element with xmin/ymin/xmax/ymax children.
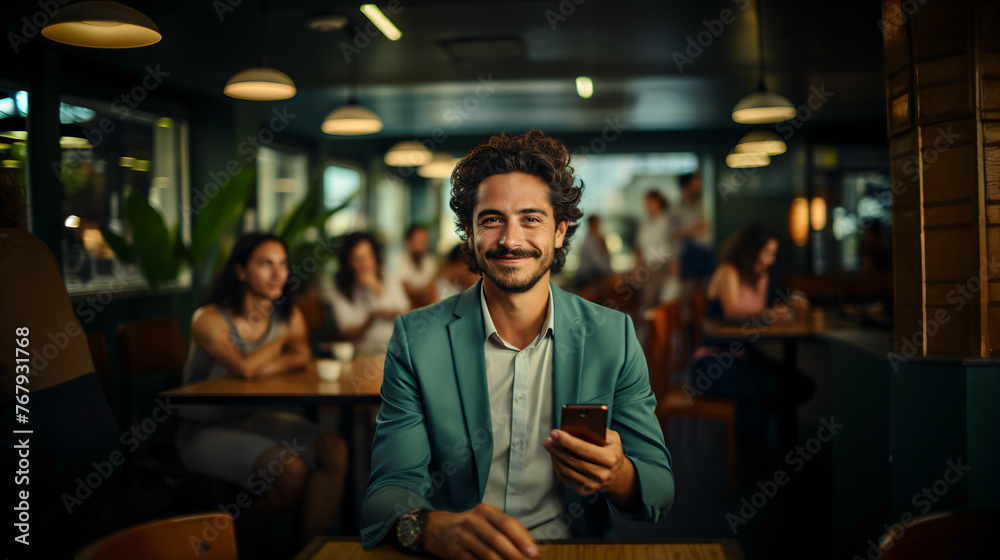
<box><xmin>693</xmin><ymin>223</ymin><xmax>812</xmax><ymax>464</ymax></box>
<box><xmin>394</xmin><ymin>224</ymin><xmax>439</xmax><ymax>308</ymax></box>
<box><xmin>672</xmin><ymin>173</ymin><xmax>715</xmax><ymax>288</ymax></box>
<box><xmin>435</xmin><ymin>243</ymin><xmax>481</xmax><ymax>301</ymax></box>
<box><xmin>178</xmin><ymin>232</ymin><xmax>347</xmax><ymax>542</ymax></box>
<box><xmin>321</xmin><ymin>231</ymin><xmax>409</xmax><ymax>356</ymax></box>
<box><xmin>0</xmin><ymin>171</ymin><xmax>121</xmax><ymax>558</ymax></box>
<box><xmin>362</xmin><ymin>130</ymin><xmax>673</xmax><ymax>558</ymax></box>
<box><xmin>572</xmin><ymin>214</ymin><xmax>615</xmax><ymax>289</ymax></box>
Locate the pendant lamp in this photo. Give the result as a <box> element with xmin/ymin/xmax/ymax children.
<box><xmin>735</xmin><ymin>130</ymin><xmax>786</xmax><ymax>155</ymax></box>
<box><xmin>224</xmin><ymin>0</ymin><xmax>296</xmax><ymax>100</ymax></box>
<box><xmin>42</xmin><ymin>1</ymin><xmax>161</xmax><ymax>49</ymax></box>
<box><xmin>731</xmin><ymin>0</ymin><xmax>794</xmax><ymax>124</ymax></box>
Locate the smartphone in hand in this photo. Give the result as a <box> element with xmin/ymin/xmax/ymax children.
<box><xmin>560</xmin><ymin>404</ymin><xmax>608</xmax><ymax>446</ymax></box>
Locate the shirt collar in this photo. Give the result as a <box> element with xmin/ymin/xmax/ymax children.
<box><xmin>480</xmin><ymin>281</ymin><xmax>555</xmax><ymax>348</ymax></box>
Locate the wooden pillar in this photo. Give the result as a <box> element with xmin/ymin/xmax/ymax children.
<box><xmin>883</xmin><ymin>0</ymin><xmax>1000</xmax><ymax>357</ymax></box>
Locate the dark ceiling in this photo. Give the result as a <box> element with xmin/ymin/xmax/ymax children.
<box><xmin>1</xmin><ymin>0</ymin><xmax>887</xmax><ymax>141</ymax></box>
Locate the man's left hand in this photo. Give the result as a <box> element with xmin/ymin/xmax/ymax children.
<box><xmin>542</xmin><ymin>428</ymin><xmax>638</xmax><ymax>510</ymax></box>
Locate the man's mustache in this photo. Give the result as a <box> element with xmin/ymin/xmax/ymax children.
<box><xmin>485</xmin><ymin>247</ymin><xmax>541</xmax><ymax>260</ymax></box>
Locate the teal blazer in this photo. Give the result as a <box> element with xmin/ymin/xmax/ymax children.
<box><xmin>361</xmin><ymin>280</ymin><xmax>674</xmax><ymax>548</ymax></box>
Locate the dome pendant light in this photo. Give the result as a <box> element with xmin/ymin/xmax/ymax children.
<box><xmin>42</xmin><ymin>1</ymin><xmax>161</xmax><ymax>49</ymax></box>
<box><xmin>735</xmin><ymin>130</ymin><xmax>787</xmax><ymax>155</ymax></box>
<box><xmin>385</xmin><ymin>141</ymin><xmax>432</xmax><ymax>167</ymax></box>
<box><xmin>224</xmin><ymin>0</ymin><xmax>296</xmax><ymax>101</ymax></box>
<box><xmin>322</xmin><ymin>53</ymin><xmax>382</xmax><ymax>135</ymax></box>
<box><xmin>732</xmin><ymin>0</ymin><xmax>795</xmax><ymax>124</ymax></box>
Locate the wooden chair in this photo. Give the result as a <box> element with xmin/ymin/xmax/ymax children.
<box><xmin>645</xmin><ymin>301</ymin><xmax>739</xmax><ymax>500</ymax></box>
<box><xmin>878</xmin><ymin>510</ymin><xmax>1000</xmax><ymax>560</ymax></box>
<box><xmin>75</xmin><ymin>512</ymin><xmax>238</xmax><ymax>560</ymax></box>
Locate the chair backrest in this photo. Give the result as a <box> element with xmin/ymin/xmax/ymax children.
<box><xmin>878</xmin><ymin>509</ymin><xmax>1000</xmax><ymax>560</ymax></box>
<box><xmin>644</xmin><ymin>300</ymin><xmax>682</xmax><ymax>399</ymax></box>
<box><xmin>117</xmin><ymin>316</ymin><xmax>187</xmax><ymax>381</ymax></box>
<box><xmin>75</xmin><ymin>513</ymin><xmax>238</xmax><ymax>560</ymax></box>
<box><xmin>86</xmin><ymin>331</ymin><xmax>112</xmax><ymax>400</ymax></box>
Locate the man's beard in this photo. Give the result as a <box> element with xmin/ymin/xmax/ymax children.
<box><xmin>478</xmin><ymin>246</ymin><xmax>552</xmax><ymax>293</ymax></box>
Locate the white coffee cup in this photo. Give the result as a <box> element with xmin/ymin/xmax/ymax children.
<box><xmin>331</xmin><ymin>341</ymin><xmax>355</xmax><ymax>362</ymax></box>
<box><xmin>317</xmin><ymin>359</ymin><xmax>343</xmax><ymax>382</ymax></box>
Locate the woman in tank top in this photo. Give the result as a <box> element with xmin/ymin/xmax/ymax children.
<box><xmin>177</xmin><ymin>233</ymin><xmax>347</xmax><ymax>543</ymax></box>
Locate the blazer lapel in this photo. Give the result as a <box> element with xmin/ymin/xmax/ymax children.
<box><xmin>447</xmin><ymin>279</ymin><xmax>492</xmax><ymax>499</ymax></box>
<box><xmin>551</xmin><ymin>282</ymin><xmax>584</xmax><ymax>426</ymax></box>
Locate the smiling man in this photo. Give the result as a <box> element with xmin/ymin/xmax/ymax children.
<box><xmin>362</xmin><ymin>130</ymin><xmax>674</xmax><ymax>559</ymax></box>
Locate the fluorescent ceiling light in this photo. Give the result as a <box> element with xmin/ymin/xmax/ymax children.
<box><xmin>42</xmin><ymin>1</ymin><xmax>161</xmax><ymax>49</ymax></box>
<box><xmin>361</xmin><ymin>4</ymin><xmax>401</xmax><ymax>41</ymax></box>
<box><xmin>576</xmin><ymin>76</ymin><xmax>593</xmax><ymax>99</ymax></box>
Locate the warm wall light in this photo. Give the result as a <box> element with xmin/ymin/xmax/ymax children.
<box><xmin>323</xmin><ymin>102</ymin><xmax>383</xmax><ymax>135</ymax></box>
<box><xmin>576</xmin><ymin>77</ymin><xmax>593</xmax><ymax>98</ymax></box>
<box><xmin>735</xmin><ymin>130</ymin><xmax>786</xmax><ymax>155</ymax></box>
<box><xmin>810</xmin><ymin>196</ymin><xmax>827</xmax><ymax>230</ymax></box>
<box><xmin>224</xmin><ymin>67</ymin><xmax>296</xmax><ymax>101</ymax></box>
<box><xmin>360</xmin><ymin>4</ymin><xmax>401</xmax><ymax>40</ymax></box>
<box><xmin>789</xmin><ymin>198</ymin><xmax>809</xmax><ymax>246</ymax></box>
<box><xmin>42</xmin><ymin>1</ymin><xmax>161</xmax><ymax>48</ymax></box>
<box><xmin>65</xmin><ymin>215</ymin><xmax>81</xmax><ymax>228</ymax></box>
<box><xmin>385</xmin><ymin>141</ymin><xmax>432</xmax><ymax>167</ymax></box>
<box><xmin>725</xmin><ymin>151</ymin><xmax>770</xmax><ymax>168</ymax></box>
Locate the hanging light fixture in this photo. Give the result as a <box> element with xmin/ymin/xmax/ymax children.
<box><xmin>725</xmin><ymin>150</ymin><xmax>770</xmax><ymax>169</ymax></box>
<box><xmin>322</xmin><ymin>55</ymin><xmax>381</xmax><ymax>135</ymax></box>
<box><xmin>731</xmin><ymin>0</ymin><xmax>795</xmax><ymax>124</ymax></box>
<box><xmin>418</xmin><ymin>154</ymin><xmax>460</xmax><ymax>178</ymax></box>
<box><xmin>735</xmin><ymin>130</ymin><xmax>786</xmax><ymax>155</ymax></box>
<box><xmin>42</xmin><ymin>1</ymin><xmax>161</xmax><ymax>49</ymax></box>
<box><xmin>385</xmin><ymin>141</ymin><xmax>432</xmax><ymax>167</ymax></box>
<box><xmin>224</xmin><ymin>0</ymin><xmax>296</xmax><ymax>100</ymax></box>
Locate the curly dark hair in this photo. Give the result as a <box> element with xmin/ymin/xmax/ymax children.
<box><xmin>335</xmin><ymin>231</ymin><xmax>383</xmax><ymax>302</ymax></box>
<box><xmin>721</xmin><ymin>223</ymin><xmax>779</xmax><ymax>285</ymax></box>
<box><xmin>449</xmin><ymin>129</ymin><xmax>583</xmax><ymax>274</ymax></box>
<box><xmin>203</xmin><ymin>232</ymin><xmax>294</xmax><ymax>322</ymax></box>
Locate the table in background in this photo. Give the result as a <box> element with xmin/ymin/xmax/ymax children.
<box><xmin>160</xmin><ymin>354</ymin><xmax>386</xmax><ymax>533</ymax></box>
<box><xmin>294</xmin><ymin>538</ymin><xmax>745</xmax><ymax>560</ymax></box>
<box><xmin>701</xmin><ymin>308</ymin><xmax>855</xmax><ymax>446</ymax></box>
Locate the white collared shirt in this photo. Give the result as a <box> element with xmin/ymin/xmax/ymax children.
<box><xmin>480</xmin><ymin>284</ymin><xmax>571</xmax><ymax>539</ymax></box>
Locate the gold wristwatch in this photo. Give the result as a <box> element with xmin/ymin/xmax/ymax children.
<box><xmin>394</xmin><ymin>508</ymin><xmax>429</xmax><ymax>554</ymax></box>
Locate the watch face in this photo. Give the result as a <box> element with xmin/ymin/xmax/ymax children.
<box><xmin>398</xmin><ymin>514</ymin><xmax>421</xmax><ymax>548</ymax></box>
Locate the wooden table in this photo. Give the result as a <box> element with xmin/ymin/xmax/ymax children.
<box><xmin>294</xmin><ymin>537</ymin><xmax>745</xmax><ymax>560</ymax></box>
<box><xmin>160</xmin><ymin>354</ymin><xmax>386</xmax><ymax>533</ymax></box>
<box><xmin>161</xmin><ymin>354</ymin><xmax>385</xmax><ymax>406</ymax></box>
<box><xmin>701</xmin><ymin>309</ymin><xmax>855</xmax><ymax>446</ymax></box>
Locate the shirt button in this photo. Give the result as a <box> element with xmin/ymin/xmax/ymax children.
<box><xmin>514</xmin><ymin>439</ymin><xmax>523</xmax><ymax>447</ymax></box>
<box><xmin>510</xmin><ymin>490</ymin><xmax>516</xmax><ymax>496</ymax></box>
<box><xmin>517</xmin><ymin>394</ymin><xmax>524</xmax><ymax>401</ymax></box>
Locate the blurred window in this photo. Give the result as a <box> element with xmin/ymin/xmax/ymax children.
<box><xmin>256</xmin><ymin>146</ymin><xmax>308</xmax><ymax>230</ymax></box>
<box><xmin>323</xmin><ymin>163</ymin><xmax>364</xmax><ymax>236</ymax></box>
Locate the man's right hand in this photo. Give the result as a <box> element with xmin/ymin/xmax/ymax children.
<box><xmin>423</xmin><ymin>503</ymin><xmax>539</xmax><ymax>560</ymax></box>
